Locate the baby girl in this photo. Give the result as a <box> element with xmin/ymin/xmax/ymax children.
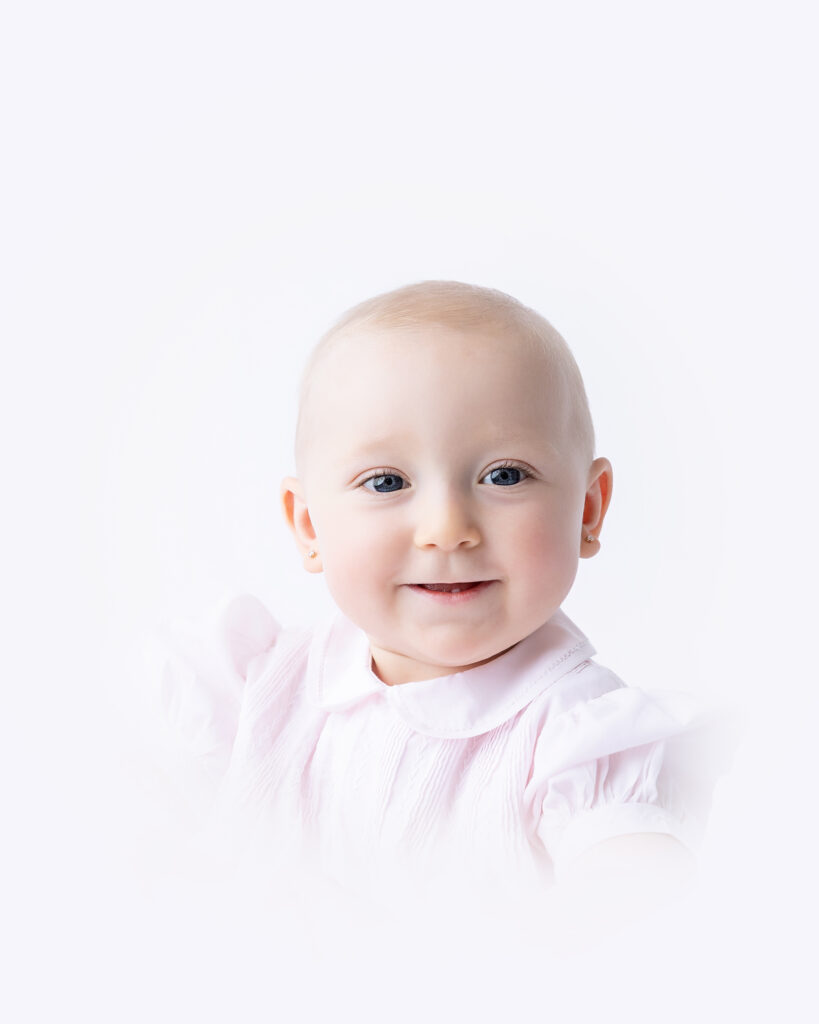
<box><xmin>161</xmin><ymin>280</ymin><xmax>726</xmax><ymax>927</ymax></box>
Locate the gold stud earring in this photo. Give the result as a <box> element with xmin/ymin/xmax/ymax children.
<box><xmin>307</xmin><ymin>550</ymin><xmax>317</xmax><ymax>559</ymax></box>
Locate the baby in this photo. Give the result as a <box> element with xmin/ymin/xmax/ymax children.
<box><xmin>161</xmin><ymin>280</ymin><xmax>725</xmax><ymax>927</ymax></box>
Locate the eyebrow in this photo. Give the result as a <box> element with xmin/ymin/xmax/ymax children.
<box><xmin>489</xmin><ymin>433</ymin><xmax>562</xmax><ymax>458</ymax></box>
<box><xmin>340</xmin><ymin>433</ymin><xmax>564</xmax><ymax>463</ymax></box>
<box><xmin>341</xmin><ymin>435</ymin><xmax>415</xmax><ymax>456</ymax></box>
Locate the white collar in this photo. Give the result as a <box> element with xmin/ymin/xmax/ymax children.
<box><xmin>305</xmin><ymin>609</ymin><xmax>596</xmax><ymax>739</ymax></box>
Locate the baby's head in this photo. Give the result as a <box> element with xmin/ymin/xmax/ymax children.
<box><xmin>282</xmin><ymin>281</ymin><xmax>612</xmax><ymax>685</ymax></box>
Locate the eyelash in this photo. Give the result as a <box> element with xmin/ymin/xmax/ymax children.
<box><xmin>358</xmin><ymin>461</ymin><xmax>533</xmax><ymax>492</ymax></box>
<box><xmin>359</xmin><ymin>469</ymin><xmax>408</xmax><ymax>493</ymax></box>
<box><xmin>481</xmin><ymin>461</ymin><xmax>533</xmax><ymax>486</ymax></box>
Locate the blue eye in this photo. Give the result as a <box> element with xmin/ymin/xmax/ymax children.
<box><xmin>363</xmin><ymin>473</ymin><xmax>406</xmax><ymax>493</ymax></box>
<box><xmin>483</xmin><ymin>466</ymin><xmax>526</xmax><ymax>486</ymax></box>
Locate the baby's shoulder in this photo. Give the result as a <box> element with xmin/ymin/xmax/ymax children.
<box><xmin>217</xmin><ymin>593</ymin><xmax>315</xmax><ymax>681</ymax></box>
<box><xmin>534</xmin><ymin>657</ymin><xmax>627</xmax><ymax>719</ymax></box>
<box><xmin>155</xmin><ymin>594</ymin><xmax>316</xmax><ymax>755</ymax></box>
<box><xmin>523</xmin><ymin>652</ymin><xmax>737</xmax><ymax>786</ymax></box>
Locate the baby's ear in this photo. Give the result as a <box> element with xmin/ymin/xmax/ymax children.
<box><xmin>281</xmin><ymin>477</ymin><xmax>323</xmax><ymax>573</ymax></box>
<box><xmin>580</xmin><ymin>458</ymin><xmax>613</xmax><ymax>559</ymax></box>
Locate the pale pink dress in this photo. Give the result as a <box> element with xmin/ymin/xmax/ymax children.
<box><xmin>158</xmin><ymin>594</ymin><xmax>734</xmax><ymax>915</ymax></box>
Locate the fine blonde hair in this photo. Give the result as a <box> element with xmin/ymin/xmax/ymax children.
<box><xmin>295</xmin><ymin>280</ymin><xmax>596</xmax><ymax>471</ymax></box>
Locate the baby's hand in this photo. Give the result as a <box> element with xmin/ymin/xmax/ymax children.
<box><xmin>564</xmin><ymin>832</ymin><xmax>696</xmax><ymax>884</ymax></box>
<box><xmin>542</xmin><ymin>834</ymin><xmax>696</xmax><ymax>955</ymax></box>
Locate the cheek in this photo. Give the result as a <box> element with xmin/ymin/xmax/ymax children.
<box><xmin>319</xmin><ymin>507</ymin><xmax>399</xmax><ymax>559</ymax></box>
<box><xmin>507</xmin><ymin>506</ymin><xmax>580</xmax><ymax>575</ymax></box>
<box><xmin>315</xmin><ymin>506</ymin><xmax>402</xmax><ymax>600</ymax></box>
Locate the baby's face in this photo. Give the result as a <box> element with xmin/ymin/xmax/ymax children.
<box><xmin>285</xmin><ymin>324</ymin><xmax>610</xmax><ymax>685</ymax></box>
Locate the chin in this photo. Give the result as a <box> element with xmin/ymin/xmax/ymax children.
<box><xmin>423</xmin><ymin>641</ymin><xmax>509</xmax><ymax>673</ymax></box>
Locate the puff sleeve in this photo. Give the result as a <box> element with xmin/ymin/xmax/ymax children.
<box><xmin>530</xmin><ymin>680</ymin><xmax>743</xmax><ymax>880</ymax></box>
<box><xmin>153</xmin><ymin>593</ymin><xmax>281</xmax><ymax>789</ymax></box>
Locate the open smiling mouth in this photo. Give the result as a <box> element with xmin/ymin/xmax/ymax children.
<box><xmin>406</xmin><ymin>581</ymin><xmax>495</xmax><ymax>600</ymax></box>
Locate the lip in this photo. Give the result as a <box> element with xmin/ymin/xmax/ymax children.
<box><xmin>404</xmin><ymin>580</ymin><xmax>497</xmax><ymax>603</ymax></box>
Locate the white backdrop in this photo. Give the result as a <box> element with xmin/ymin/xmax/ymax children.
<box><xmin>4</xmin><ymin>1</ymin><xmax>816</xmax><ymax>1020</ymax></box>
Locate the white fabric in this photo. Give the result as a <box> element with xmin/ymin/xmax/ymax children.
<box><xmin>155</xmin><ymin>593</ymin><xmax>739</xmax><ymax>909</ymax></box>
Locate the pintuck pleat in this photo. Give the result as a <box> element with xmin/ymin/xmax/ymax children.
<box><xmin>371</xmin><ymin>716</ymin><xmax>411</xmax><ymax>837</ymax></box>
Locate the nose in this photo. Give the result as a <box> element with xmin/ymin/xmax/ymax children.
<box><xmin>412</xmin><ymin>486</ymin><xmax>482</xmax><ymax>551</ymax></box>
